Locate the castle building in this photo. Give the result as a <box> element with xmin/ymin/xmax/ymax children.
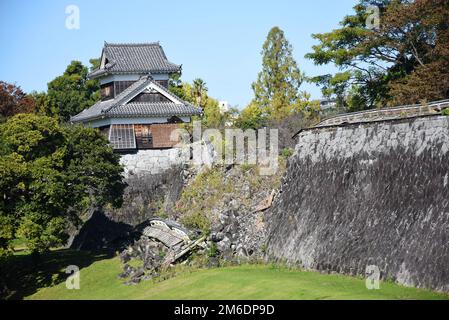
<box><xmin>70</xmin><ymin>42</ymin><xmax>202</xmax><ymax>151</ymax></box>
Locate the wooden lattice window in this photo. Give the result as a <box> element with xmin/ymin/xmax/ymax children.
<box><xmin>135</xmin><ymin>125</ymin><xmax>153</xmax><ymax>149</ymax></box>
<box><xmin>108</xmin><ymin>124</ymin><xmax>136</xmax><ymax>150</ymax></box>
<box><xmin>114</xmin><ymin>81</ymin><xmax>135</xmax><ymax>96</ymax></box>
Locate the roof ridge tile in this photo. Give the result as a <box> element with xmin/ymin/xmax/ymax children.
<box><xmin>88</xmin><ymin>42</ymin><xmax>180</xmax><ymax>79</ymax></box>
<box><xmin>104</xmin><ymin>42</ymin><xmax>161</xmax><ymax>47</ymax></box>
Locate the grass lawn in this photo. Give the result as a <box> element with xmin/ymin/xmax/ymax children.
<box><xmin>12</xmin><ymin>250</ymin><xmax>446</xmax><ymax>300</ymax></box>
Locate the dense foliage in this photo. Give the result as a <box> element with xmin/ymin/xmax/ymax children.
<box><xmin>169</xmin><ymin>75</ymin><xmax>237</xmax><ymax>129</ymax></box>
<box><xmin>306</xmin><ymin>0</ymin><xmax>449</xmax><ymax>110</ymax></box>
<box><xmin>38</xmin><ymin>61</ymin><xmax>100</xmax><ymax>122</ymax></box>
<box><xmin>234</xmin><ymin>102</ymin><xmax>266</xmax><ymax>130</ymax></box>
<box><xmin>0</xmin><ymin>82</ymin><xmax>36</xmax><ymax>122</ymax></box>
<box><xmin>0</xmin><ymin>114</ymin><xmax>125</xmax><ymax>255</ymax></box>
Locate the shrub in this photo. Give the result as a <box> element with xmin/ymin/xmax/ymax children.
<box><xmin>280</xmin><ymin>148</ymin><xmax>294</xmax><ymax>158</ymax></box>
<box><xmin>180</xmin><ymin>211</ymin><xmax>211</xmax><ymax>235</ymax></box>
<box><xmin>208</xmin><ymin>243</ymin><xmax>219</xmax><ymax>258</ymax></box>
<box><xmin>241</xmin><ymin>163</ymin><xmax>257</xmax><ymax>172</ymax></box>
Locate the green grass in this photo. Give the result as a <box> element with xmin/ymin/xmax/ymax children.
<box><xmin>22</xmin><ymin>252</ymin><xmax>448</xmax><ymax>300</ymax></box>
<box><xmin>2</xmin><ymin>249</ymin><xmax>111</xmax><ymax>300</ymax></box>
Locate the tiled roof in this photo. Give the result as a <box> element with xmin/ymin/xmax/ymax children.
<box><xmin>107</xmin><ymin>102</ymin><xmax>203</xmax><ymax>118</ymax></box>
<box><xmin>88</xmin><ymin>42</ymin><xmax>181</xmax><ymax>79</ymax></box>
<box><xmin>70</xmin><ymin>76</ymin><xmax>202</xmax><ymax>123</ymax></box>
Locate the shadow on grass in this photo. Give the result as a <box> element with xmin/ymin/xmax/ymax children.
<box><xmin>1</xmin><ymin>249</ymin><xmax>113</xmax><ymax>300</ymax></box>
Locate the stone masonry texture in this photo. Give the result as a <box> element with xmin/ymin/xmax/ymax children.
<box><xmin>266</xmin><ymin>116</ymin><xmax>449</xmax><ymax>292</ymax></box>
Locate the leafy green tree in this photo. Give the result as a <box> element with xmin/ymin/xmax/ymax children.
<box><xmin>236</xmin><ymin>101</ymin><xmax>266</xmax><ymax>130</ymax></box>
<box><xmin>30</xmin><ymin>91</ymin><xmax>48</xmax><ymax>116</ymax></box>
<box><xmin>169</xmin><ymin>73</ymin><xmax>188</xmax><ymax>101</ymax></box>
<box><xmin>292</xmin><ymin>92</ymin><xmax>321</xmax><ymax>120</ymax></box>
<box><xmin>0</xmin><ymin>114</ymin><xmax>124</xmax><ymax>255</ymax></box>
<box><xmin>306</xmin><ymin>0</ymin><xmax>449</xmax><ymax>110</ymax></box>
<box><xmin>89</xmin><ymin>58</ymin><xmax>101</xmax><ymax>71</ymax></box>
<box><xmin>43</xmin><ymin>61</ymin><xmax>100</xmax><ymax>122</ymax></box>
<box><xmin>64</xmin><ymin>124</ymin><xmax>125</xmax><ymax>210</ymax></box>
<box><xmin>252</xmin><ymin>27</ymin><xmax>304</xmax><ymax>119</ymax></box>
<box><xmin>169</xmin><ymin>76</ymin><xmax>234</xmax><ymax>129</ymax></box>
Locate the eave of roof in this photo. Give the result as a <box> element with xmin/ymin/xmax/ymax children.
<box><xmin>70</xmin><ymin>76</ymin><xmax>202</xmax><ymax>123</ymax></box>
<box><xmin>87</xmin><ymin>42</ymin><xmax>182</xmax><ymax>79</ymax></box>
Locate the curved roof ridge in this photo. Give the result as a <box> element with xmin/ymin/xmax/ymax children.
<box><xmin>88</xmin><ymin>42</ymin><xmax>180</xmax><ymax>79</ymax></box>
<box><xmin>104</xmin><ymin>42</ymin><xmax>161</xmax><ymax>47</ymax></box>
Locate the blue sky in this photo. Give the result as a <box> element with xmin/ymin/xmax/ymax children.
<box><xmin>0</xmin><ymin>0</ymin><xmax>356</xmax><ymax>109</ymax></box>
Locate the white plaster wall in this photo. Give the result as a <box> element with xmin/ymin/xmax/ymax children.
<box><xmin>99</xmin><ymin>73</ymin><xmax>169</xmax><ymax>85</ymax></box>
<box><xmin>86</xmin><ymin>116</ymin><xmax>191</xmax><ymax>128</ymax></box>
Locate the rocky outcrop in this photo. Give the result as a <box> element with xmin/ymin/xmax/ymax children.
<box><xmin>170</xmin><ymin>159</ymin><xmax>285</xmax><ymax>262</ymax></box>
<box><xmin>266</xmin><ymin>115</ymin><xmax>449</xmax><ymax>292</ymax></box>
<box><xmin>209</xmin><ymin>208</ymin><xmax>268</xmax><ymax>260</ymax></box>
<box><xmin>118</xmin><ymin>236</ymin><xmax>169</xmax><ymax>284</ymax></box>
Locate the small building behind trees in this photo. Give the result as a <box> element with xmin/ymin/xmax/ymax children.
<box><xmin>71</xmin><ymin>42</ymin><xmax>202</xmax><ymax>151</ymax></box>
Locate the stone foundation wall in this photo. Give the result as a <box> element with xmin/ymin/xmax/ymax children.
<box><xmin>266</xmin><ymin>115</ymin><xmax>449</xmax><ymax>292</ymax></box>
<box><xmin>120</xmin><ymin>147</ymin><xmax>191</xmax><ymax>177</ymax></box>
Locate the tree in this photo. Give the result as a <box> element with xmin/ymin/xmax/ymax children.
<box><xmin>30</xmin><ymin>91</ymin><xmax>48</xmax><ymax>116</ymax></box>
<box><xmin>169</xmin><ymin>76</ymin><xmax>234</xmax><ymax>129</ymax></box>
<box><xmin>169</xmin><ymin>73</ymin><xmax>189</xmax><ymax>101</ymax></box>
<box><xmin>89</xmin><ymin>58</ymin><xmax>101</xmax><ymax>71</ymax></box>
<box><xmin>0</xmin><ymin>81</ymin><xmax>35</xmax><ymax>121</ymax></box>
<box><xmin>0</xmin><ymin>114</ymin><xmax>125</xmax><ymax>255</ymax></box>
<box><xmin>306</xmin><ymin>0</ymin><xmax>449</xmax><ymax>110</ymax></box>
<box><xmin>236</xmin><ymin>101</ymin><xmax>266</xmax><ymax>130</ymax></box>
<box><xmin>387</xmin><ymin>0</ymin><xmax>449</xmax><ymax>104</ymax></box>
<box><xmin>191</xmin><ymin>78</ymin><xmax>208</xmax><ymax>107</ymax></box>
<box><xmin>43</xmin><ymin>61</ymin><xmax>100</xmax><ymax>122</ymax></box>
<box><xmin>252</xmin><ymin>27</ymin><xmax>304</xmax><ymax>119</ymax></box>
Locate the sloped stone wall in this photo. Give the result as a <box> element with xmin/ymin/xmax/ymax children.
<box><xmin>266</xmin><ymin>116</ymin><xmax>449</xmax><ymax>292</ymax></box>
